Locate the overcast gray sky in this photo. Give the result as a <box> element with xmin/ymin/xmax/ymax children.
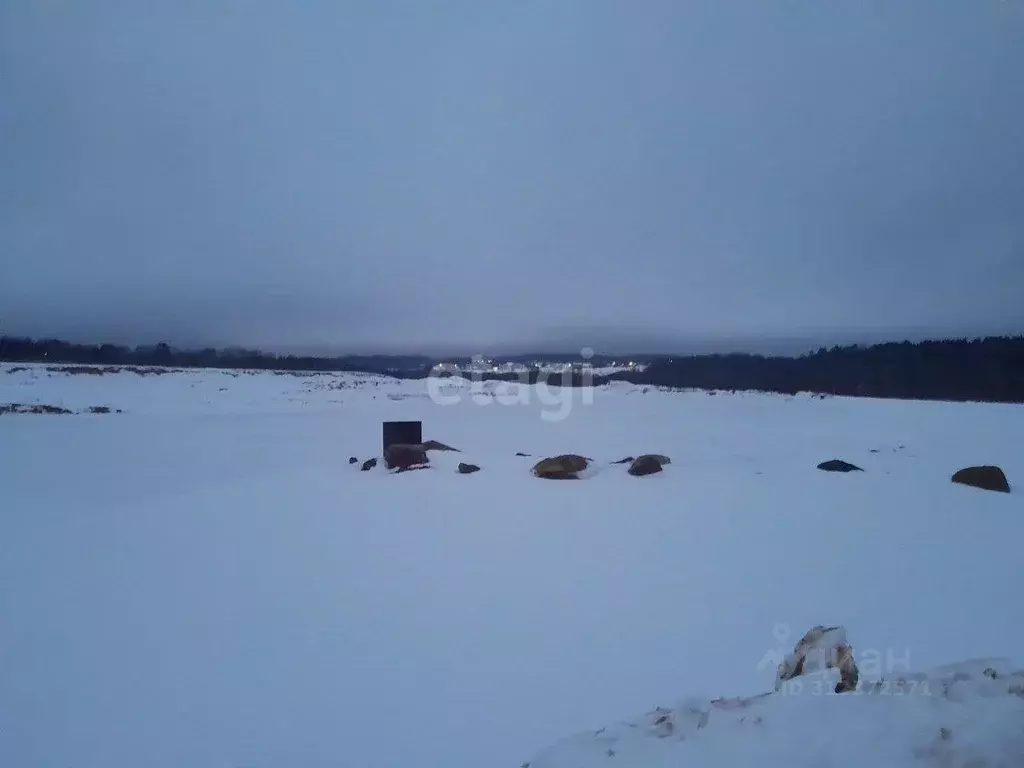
<box><xmin>2</xmin><ymin>1</ymin><xmax>1023</xmax><ymax>354</ymax></box>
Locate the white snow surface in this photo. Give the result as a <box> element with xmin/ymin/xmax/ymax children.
<box><xmin>528</xmin><ymin>659</ymin><xmax>1024</xmax><ymax>767</ymax></box>
<box><xmin>1</xmin><ymin>362</ymin><xmax>1022</xmax><ymax>767</ymax></box>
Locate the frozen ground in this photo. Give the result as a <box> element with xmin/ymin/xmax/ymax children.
<box><xmin>1</xmin><ymin>362</ymin><xmax>1022</xmax><ymax>767</ymax></box>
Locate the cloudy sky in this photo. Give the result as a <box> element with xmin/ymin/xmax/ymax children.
<box><xmin>2</xmin><ymin>1</ymin><xmax>1023</xmax><ymax>354</ymax></box>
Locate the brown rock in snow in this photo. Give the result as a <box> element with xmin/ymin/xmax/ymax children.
<box><xmin>532</xmin><ymin>454</ymin><xmax>589</xmax><ymax>479</ymax></box>
<box><xmin>627</xmin><ymin>456</ymin><xmax>664</xmax><ymax>476</ymax></box>
<box><xmin>385</xmin><ymin>443</ymin><xmax>429</xmax><ymax>470</ymax></box>
<box><xmin>951</xmin><ymin>465</ymin><xmax>1010</xmax><ymax>493</ymax></box>
<box><xmin>776</xmin><ymin>625</ymin><xmax>859</xmax><ymax>694</ymax></box>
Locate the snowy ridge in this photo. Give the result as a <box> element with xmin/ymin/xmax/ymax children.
<box><xmin>0</xmin><ymin>362</ymin><xmax>409</xmax><ymax>413</ymax></box>
<box><xmin>525</xmin><ymin>655</ymin><xmax>1024</xmax><ymax>767</ymax></box>
<box><xmin>0</xmin><ymin>361</ymin><xmax>805</xmax><ymax>416</ymax></box>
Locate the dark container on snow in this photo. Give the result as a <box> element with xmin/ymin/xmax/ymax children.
<box><xmin>382</xmin><ymin>420</ymin><xmax>422</xmax><ymax>455</ymax></box>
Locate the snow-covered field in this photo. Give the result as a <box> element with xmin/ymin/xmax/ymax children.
<box><xmin>1</xmin><ymin>362</ymin><xmax>1022</xmax><ymax>767</ymax></box>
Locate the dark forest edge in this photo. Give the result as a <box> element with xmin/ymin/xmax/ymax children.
<box><xmin>3</xmin><ymin>335</ymin><xmax>1024</xmax><ymax>403</ymax></box>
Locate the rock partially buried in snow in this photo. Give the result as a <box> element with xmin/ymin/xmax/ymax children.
<box><xmin>532</xmin><ymin>455</ymin><xmax>589</xmax><ymax>480</ymax></box>
<box><xmin>360</xmin><ymin>441</ymin><xmax>461</xmax><ymax>472</ymax></box>
<box><xmin>0</xmin><ymin>403</ymin><xmax>73</xmax><ymax>415</ymax></box>
<box><xmin>817</xmin><ymin>459</ymin><xmax>863</xmax><ymax>472</ymax></box>
<box><xmin>951</xmin><ymin>465</ymin><xmax>1010</xmax><ymax>493</ymax></box>
<box><xmin>384</xmin><ymin>443</ymin><xmax>429</xmax><ymax>470</ymax></box>
<box><xmin>457</xmin><ymin>462</ymin><xmax>480</xmax><ymax>474</ymax></box>
<box><xmin>776</xmin><ymin>624</ymin><xmax>859</xmax><ymax>694</ymax></box>
<box><xmin>421</xmin><ymin>439</ymin><xmax>460</xmax><ymax>452</ymax></box>
<box><xmin>348</xmin><ymin>456</ymin><xmax>358</xmax><ymax>464</ymax></box>
<box><xmin>627</xmin><ymin>455</ymin><xmax>670</xmax><ymax>476</ymax></box>
<box><xmin>611</xmin><ymin>456</ymin><xmax>634</xmax><ymax>465</ymax></box>
<box><xmin>515</xmin><ymin>452</ymin><xmax>532</xmax><ymax>457</ymax></box>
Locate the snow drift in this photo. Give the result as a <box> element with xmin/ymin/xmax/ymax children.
<box><xmin>525</xmin><ymin>638</ymin><xmax>1024</xmax><ymax>768</ymax></box>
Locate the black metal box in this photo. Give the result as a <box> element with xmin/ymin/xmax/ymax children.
<box><xmin>382</xmin><ymin>420</ymin><xmax>422</xmax><ymax>455</ymax></box>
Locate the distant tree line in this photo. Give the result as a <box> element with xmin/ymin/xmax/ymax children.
<box><xmin>604</xmin><ymin>337</ymin><xmax>1024</xmax><ymax>403</ymax></box>
<box><xmin>0</xmin><ymin>337</ymin><xmax>435</xmax><ymax>375</ymax></box>
<box><xmin>3</xmin><ymin>335</ymin><xmax>1023</xmax><ymax>403</ymax></box>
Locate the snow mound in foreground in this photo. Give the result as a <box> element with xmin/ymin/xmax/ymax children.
<box><xmin>524</xmin><ymin>657</ymin><xmax>1024</xmax><ymax>768</ymax></box>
